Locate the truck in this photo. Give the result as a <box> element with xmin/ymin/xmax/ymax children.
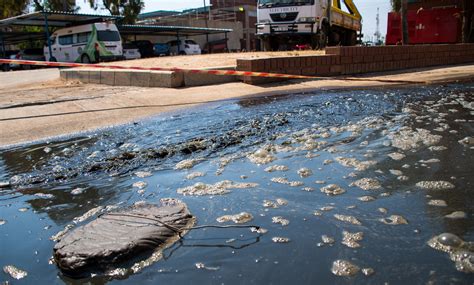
<box><xmin>256</xmin><ymin>0</ymin><xmax>362</xmax><ymax>50</ymax></box>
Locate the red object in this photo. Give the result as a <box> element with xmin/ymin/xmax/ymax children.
<box><xmin>386</xmin><ymin>7</ymin><xmax>461</xmax><ymax>45</ymax></box>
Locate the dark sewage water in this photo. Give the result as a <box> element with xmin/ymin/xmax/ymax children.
<box><xmin>0</xmin><ymin>83</ymin><xmax>473</xmax><ymax>284</ymax></box>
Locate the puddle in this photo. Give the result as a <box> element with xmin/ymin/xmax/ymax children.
<box><xmin>0</xmin><ymin>84</ymin><xmax>472</xmax><ymax>284</ymax></box>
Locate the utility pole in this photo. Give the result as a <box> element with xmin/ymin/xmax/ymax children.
<box><xmin>374</xmin><ymin>7</ymin><xmax>381</xmax><ymax>44</ymax></box>
<box><xmin>401</xmin><ymin>0</ymin><xmax>409</xmax><ymax>44</ymax></box>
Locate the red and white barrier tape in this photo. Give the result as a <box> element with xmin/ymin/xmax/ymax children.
<box><xmin>0</xmin><ymin>59</ymin><xmax>314</xmax><ymax>80</ymax></box>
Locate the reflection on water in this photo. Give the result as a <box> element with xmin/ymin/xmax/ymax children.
<box><xmin>0</xmin><ymin>83</ymin><xmax>473</xmax><ymax>284</ymax></box>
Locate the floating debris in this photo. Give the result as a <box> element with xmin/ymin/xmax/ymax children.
<box><xmin>186</xmin><ymin>172</ymin><xmax>205</xmax><ymax>180</ymax></box>
<box><xmin>297</xmin><ymin>167</ymin><xmax>313</xmax><ymax>178</ymax></box>
<box><xmin>397</xmin><ymin>176</ymin><xmax>409</xmax><ymax>181</ymax></box>
<box><xmin>358</xmin><ymin>196</ymin><xmax>376</xmax><ymax>202</ymax></box>
<box><xmin>177</xmin><ymin>180</ymin><xmax>257</xmax><ymax>196</ymax></box>
<box><xmin>314</xmin><ymin>180</ymin><xmax>326</xmax><ymax>184</ymax></box>
<box><xmin>302</xmin><ymin>187</ymin><xmax>315</xmax><ymax>192</ymax></box>
<box><xmin>18</xmin><ymin>207</ymin><xmax>28</xmax><ymax>212</ymax></box>
<box><xmin>427</xmin><ymin>233</ymin><xmax>474</xmax><ymax>273</ymax></box>
<box><xmin>334</xmin><ymin>214</ymin><xmax>362</xmax><ymax>225</ymax></box>
<box><xmin>250</xmin><ymin>227</ymin><xmax>268</xmax><ymax>234</ymax></box>
<box><xmin>3</xmin><ymin>265</ymin><xmax>28</xmax><ymax>280</ymax></box>
<box><xmin>175</xmin><ymin>159</ymin><xmax>201</xmax><ymax>170</ymax></box>
<box><xmin>320</xmin><ymin>206</ymin><xmax>335</xmax><ymax>211</ymax></box>
<box><xmin>320</xmin><ymin>184</ymin><xmax>346</xmax><ymax>196</ymax></box>
<box><xmin>458</xmin><ymin>137</ymin><xmax>474</xmax><ymax>145</ymax></box>
<box><xmin>247</xmin><ymin>148</ymin><xmax>276</xmax><ymax>165</ymax></box>
<box><xmin>350</xmin><ymin>178</ymin><xmax>382</xmax><ymax>190</ymax></box>
<box><xmin>135</xmin><ymin>171</ymin><xmax>152</xmax><ymax>178</ymax></box>
<box><xmin>342</xmin><ymin>231</ymin><xmax>364</xmax><ymax>248</ymax></box>
<box><xmin>429</xmin><ymin>146</ymin><xmax>448</xmax><ymax>151</ymax></box>
<box><xmin>323</xmin><ymin>159</ymin><xmax>333</xmax><ymax>165</ymax></box>
<box><xmin>331</xmin><ymin>260</ymin><xmax>360</xmax><ymax>276</ymax></box>
<box><xmin>378</xmin><ymin>208</ymin><xmax>388</xmax><ymax>214</ymax></box>
<box><xmin>217</xmin><ymin>212</ymin><xmax>253</xmax><ymax>224</ymax></box>
<box><xmin>321</xmin><ymin>235</ymin><xmax>335</xmax><ymax>245</ymax></box>
<box><xmin>428</xmin><ymin>200</ymin><xmax>448</xmax><ymax>207</ymax></box>
<box><xmin>419</xmin><ymin>158</ymin><xmax>440</xmax><ymax>164</ymax></box>
<box><xmin>0</xmin><ymin>219</ymin><xmax>6</xmax><ymax>225</ymax></box>
<box><xmin>34</xmin><ymin>193</ymin><xmax>54</xmax><ymax>199</ymax></box>
<box><xmin>272</xmin><ymin>216</ymin><xmax>290</xmax><ymax>226</ymax></box>
<box><xmin>195</xmin><ymin>262</ymin><xmax>220</xmax><ymax>271</ymax></box>
<box><xmin>272</xmin><ymin>237</ymin><xmax>290</xmax><ymax>243</ymax></box>
<box><xmin>271</xmin><ymin>177</ymin><xmax>303</xmax><ymax>187</ymax></box>
<box><xmin>132</xmin><ymin>181</ymin><xmax>148</xmax><ymax>189</ymax></box>
<box><xmin>389</xmin><ymin>127</ymin><xmax>442</xmax><ymax>151</ymax></box>
<box><xmin>380</xmin><ymin>215</ymin><xmax>408</xmax><ymax>225</ymax></box>
<box><xmin>445</xmin><ymin>211</ymin><xmax>467</xmax><ymax>219</ymax></box>
<box><xmin>389</xmin><ymin>169</ymin><xmax>403</xmax><ymax>176</ymax></box>
<box><xmin>264</xmin><ymin>165</ymin><xmax>289</xmax><ymax>172</ymax></box>
<box><xmin>335</xmin><ymin>157</ymin><xmax>377</xmax><ymax>171</ymax></box>
<box><xmin>362</xmin><ymin>267</ymin><xmax>375</xmax><ymax>276</ymax></box>
<box><xmin>416</xmin><ymin>181</ymin><xmax>455</xmax><ymax>190</ymax></box>
<box><xmin>71</xmin><ymin>187</ymin><xmax>85</xmax><ymax>195</ymax></box>
<box><xmin>388</xmin><ymin>152</ymin><xmax>406</xmax><ymax>161</ymax></box>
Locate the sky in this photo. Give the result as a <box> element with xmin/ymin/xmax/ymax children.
<box><xmin>77</xmin><ymin>0</ymin><xmax>392</xmax><ymax>41</ymax></box>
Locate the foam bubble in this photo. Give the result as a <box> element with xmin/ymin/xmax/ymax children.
<box><xmin>416</xmin><ymin>181</ymin><xmax>455</xmax><ymax>190</ymax></box>
<box><xmin>342</xmin><ymin>231</ymin><xmax>364</xmax><ymax>248</ymax></box>
<box><xmin>331</xmin><ymin>260</ymin><xmax>360</xmax><ymax>276</ymax></box>
<box><xmin>380</xmin><ymin>215</ymin><xmax>408</xmax><ymax>225</ymax></box>
<box><xmin>3</xmin><ymin>265</ymin><xmax>27</xmax><ymax>280</ymax></box>
<box><xmin>320</xmin><ymin>184</ymin><xmax>346</xmax><ymax>196</ymax></box>
<box><xmin>350</xmin><ymin>178</ymin><xmax>381</xmax><ymax>190</ymax></box>
<box><xmin>272</xmin><ymin>216</ymin><xmax>290</xmax><ymax>226</ymax></box>
<box><xmin>217</xmin><ymin>212</ymin><xmax>253</xmax><ymax>224</ymax></box>
<box><xmin>334</xmin><ymin>214</ymin><xmax>362</xmax><ymax>225</ymax></box>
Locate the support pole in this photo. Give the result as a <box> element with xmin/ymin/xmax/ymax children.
<box><xmin>0</xmin><ymin>31</ymin><xmax>6</xmax><ymax>58</ymax></box>
<box><xmin>206</xmin><ymin>33</ymin><xmax>210</xmax><ymax>53</ymax></box>
<box><xmin>225</xmin><ymin>32</ymin><xmax>228</xmax><ymax>52</ymax></box>
<box><xmin>44</xmin><ymin>12</ymin><xmax>54</xmax><ymax>61</ymax></box>
<box><xmin>177</xmin><ymin>31</ymin><xmax>181</xmax><ymax>54</ymax></box>
<box><xmin>401</xmin><ymin>0</ymin><xmax>409</xmax><ymax>45</ymax></box>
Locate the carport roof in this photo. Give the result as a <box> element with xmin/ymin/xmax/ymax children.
<box><xmin>118</xmin><ymin>24</ymin><xmax>233</xmax><ymax>36</ymax></box>
<box><xmin>0</xmin><ymin>11</ymin><xmax>122</xmax><ymax>28</ymax></box>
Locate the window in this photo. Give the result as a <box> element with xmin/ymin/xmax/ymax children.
<box><xmin>185</xmin><ymin>40</ymin><xmax>197</xmax><ymax>45</ymax></box>
<box><xmin>77</xmin><ymin>32</ymin><xmax>91</xmax><ymax>43</ymax></box>
<box><xmin>58</xmin><ymin>35</ymin><xmax>73</xmax><ymax>45</ymax></box>
<box><xmin>97</xmin><ymin>31</ymin><xmax>121</xmax><ymax>42</ymax></box>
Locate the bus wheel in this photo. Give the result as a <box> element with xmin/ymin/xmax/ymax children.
<box><xmin>81</xmin><ymin>54</ymin><xmax>91</xmax><ymax>64</ymax></box>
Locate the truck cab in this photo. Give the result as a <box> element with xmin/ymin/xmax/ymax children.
<box><xmin>257</xmin><ymin>0</ymin><xmax>361</xmax><ymax>50</ymax></box>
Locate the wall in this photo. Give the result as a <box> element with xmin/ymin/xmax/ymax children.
<box><xmin>237</xmin><ymin>44</ymin><xmax>474</xmax><ymax>84</ymax></box>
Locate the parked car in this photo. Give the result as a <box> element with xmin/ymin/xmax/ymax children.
<box><xmin>10</xmin><ymin>48</ymin><xmax>45</xmax><ymax>70</ymax></box>
<box><xmin>1</xmin><ymin>50</ymin><xmax>19</xmax><ymax>71</ymax></box>
<box><xmin>153</xmin><ymin>43</ymin><xmax>170</xmax><ymax>56</ymax></box>
<box><xmin>131</xmin><ymin>40</ymin><xmax>155</xmax><ymax>58</ymax></box>
<box><xmin>44</xmin><ymin>22</ymin><xmax>124</xmax><ymax>63</ymax></box>
<box><xmin>122</xmin><ymin>43</ymin><xmax>141</xmax><ymax>60</ymax></box>
<box><xmin>167</xmin><ymin>39</ymin><xmax>201</xmax><ymax>55</ymax></box>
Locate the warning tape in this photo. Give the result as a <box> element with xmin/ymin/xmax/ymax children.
<box><xmin>0</xmin><ymin>59</ymin><xmax>313</xmax><ymax>80</ymax></box>
<box><xmin>0</xmin><ymin>58</ymin><xmax>428</xmax><ymax>84</ymax></box>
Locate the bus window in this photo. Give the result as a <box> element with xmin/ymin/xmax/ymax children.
<box><xmin>77</xmin><ymin>32</ymin><xmax>91</xmax><ymax>43</ymax></box>
<box><xmin>97</xmin><ymin>31</ymin><xmax>121</xmax><ymax>42</ymax></box>
<box><xmin>59</xmin><ymin>35</ymin><xmax>74</xmax><ymax>45</ymax></box>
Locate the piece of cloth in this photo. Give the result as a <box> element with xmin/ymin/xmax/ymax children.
<box><xmin>53</xmin><ymin>200</ymin><xmax>194</xmax><ymax>277</ymax></box>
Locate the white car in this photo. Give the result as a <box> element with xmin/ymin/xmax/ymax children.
<box><xmin>122</xmin><ymin>43</ymin><xmax>141</xmax><ymax>60</ymax></box>
<box><xmin>167</xmin><ymin>39</ymin><xmax>201</xmax><ymax>55</ymax></box>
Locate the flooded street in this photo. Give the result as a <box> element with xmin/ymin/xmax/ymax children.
<box><xmin>0</xmin><ymin>83</ymin><xmax>473</xmax><ymax>284</ymax></box>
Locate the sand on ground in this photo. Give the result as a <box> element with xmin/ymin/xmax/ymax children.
<box><xmin>1</xmin><ymin>64</ymin><xmax>474</xmax><ymax>147</ymax></box>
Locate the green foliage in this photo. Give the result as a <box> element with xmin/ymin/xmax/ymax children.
<box><xmin>0</xmin><ymin>0</ymin><xmax>29</xmax><ymax>19</ymax></box>
<box><xmin>391</xmin><ymin>0</ymin><xmax>401</xmax><ymax>12</ymax></box>
<box><xmin>32</xmin><ymin>0</ymin><xmax>78</xmax><ymax>12</ymax></box>
<box><xmin>88</xmin><ymin>0</ymin><xmax>144</xmax><ymax>24</ymax></box>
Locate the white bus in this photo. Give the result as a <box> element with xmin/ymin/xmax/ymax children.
<box><xmin>44</xmin><ymin>22</ymin><xmax>124</xmax><ymax>63</ymax></box>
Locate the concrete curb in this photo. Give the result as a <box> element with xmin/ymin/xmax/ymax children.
<box><xmin>60</xmin><ymin>65</ymin><xmax>239</xmax><ymax>88</ymax></box>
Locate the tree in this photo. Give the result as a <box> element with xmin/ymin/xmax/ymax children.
<box><xmin>32</xmin><ymin>0</ymin><xmax>78</xmax><ymax>12</ymax></box>
<box><xmin>390</xmin><ymin>0</ymin><xmax>401</xmax><ymax>12</ymax></box>
<box><xmin>0</xmin><ymin>0</ymin><xmax>29</xmax><ymax>19</ymax></box>
<box><xmin>87</xmin><ymin>0</ymin><xmax>144</xmax><ymax>24</ymax></box>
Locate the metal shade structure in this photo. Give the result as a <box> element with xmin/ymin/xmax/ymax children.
<box><xmin>0</xmin><ymin>11</ymin><xmax>123</xmax><ymax>28</ymax></box>
<box><xmin>118</xmin><ymin>24</ymin><xmax>232</xmax><ymax>37</ymax></box>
